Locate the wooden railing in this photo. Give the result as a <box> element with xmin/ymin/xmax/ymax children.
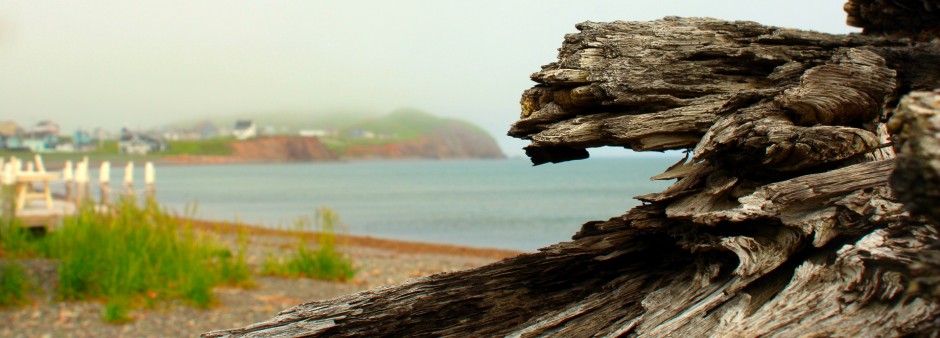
<box><xmin>0</xmin><ymin>155</ymin><xmax>157</xmax><ymax>214</ymax></box>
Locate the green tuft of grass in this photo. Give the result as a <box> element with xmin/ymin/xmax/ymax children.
<box><xmin>0</xmin><ymin>261</ymin><xmax>32</xmax><ymax>308</ymax></box>
<box><xmin>216</xmin><ymin>228</ymin><xmax>254</xmax><ymax>288</ymax></box>
<box><xmin>262</xmin><ymin>208</ymin><xmax>355</xmax><ymax>281</ymax></box>
<box><xmin>0</xmin><ymin>187</ymin><xmax>40</xmax><ymax>258</ymax></box>
<box><xmin>102</xmin><ymin>297</ymin><xmax>132</xmax><ymax>324</ymax></box>
<box><xmin>0</xmin><ymin>221</ymin><xmax>39</xmax><ymax>258</ymax></box>
<box><xmin>49</xmin><ymin>199</ymin><xmax>253</xmax><ymax>308</ymax></box>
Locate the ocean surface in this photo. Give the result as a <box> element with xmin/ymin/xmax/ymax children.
<box><xmin>143</xmin><ymin>157</ymin><xmax>679</xmax><ymax>251</ymax></box>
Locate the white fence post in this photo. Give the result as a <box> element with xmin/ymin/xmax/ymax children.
<box><xmin>63</xmin><ymin>160</ymin><xmax>74</xmax><ymax>201</ymax></box>
<box><xmin>99</xmin><ymin>161</ymin><xmax>111</xmax><ymax>205</ymax></box>
<box><xmin>124</xmin><ymin>162</ymin><xmax>135</xmax><ymax>197</ymax></box>
<box><xmin>144</xmin><ymin>162</ymin><xmax>155</xmax><ymax>200</ymax></box>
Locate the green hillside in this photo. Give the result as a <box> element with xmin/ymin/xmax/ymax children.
<box><xmin>168</xmin><ymin>110</ymin><xmax>378</xmax><ymax>134</ymax></box>
<box><xmin>349</xmin><ymin>108</ymin><xmax>488</xmax><ymax>140</ymax></box>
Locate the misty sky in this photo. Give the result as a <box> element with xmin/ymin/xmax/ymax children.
<box><xmin>0</xmin><ymin>1</ymin><xmax>857</xmax><ymax>156</ymax></box>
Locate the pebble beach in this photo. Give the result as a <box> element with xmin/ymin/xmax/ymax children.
<box><xmin>0</xmin><ymin>219</ymin><xmax>522</xmax><ymax>337</ymax></box>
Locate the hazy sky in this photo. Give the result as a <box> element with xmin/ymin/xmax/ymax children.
<box><xmin>0</xmin><ymin>1</ymin><xmax>857</xmax><ymax>156</ymax></box>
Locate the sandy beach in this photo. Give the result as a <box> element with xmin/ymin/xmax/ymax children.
<box><xmin>0</xmin><ymin>219</ymin><xmax>524</xmax><ymax>337</ymax></box>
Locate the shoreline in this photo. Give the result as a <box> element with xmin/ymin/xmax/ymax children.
<box><xmin>185</xmin><ymin>217</ymin><xmax>526</xmax><ymax>260</ymax></box>
<box><xmin>161</xmin><ymin>151</ymin><xmax>507</xmax><ymax>166</ymax></box>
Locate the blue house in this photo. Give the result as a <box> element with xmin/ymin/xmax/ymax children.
<box><xmin>3</xmin><ymin>136</ymin><xmax>23</xmax><ymax>150</ymax></box>
<box><xmin>19</xmin><ymin>120</ymin><xmax>60</xmax><ymax>152</ymax></box>
<box><xmin>21</xmin><ymin>134</ymin><xmax>57</xmax><ymax>152</ymax></box>
<box><xmin>72</xmin><ymin>129</ymin><xmax>96</xmax><ymax>151</ymax></box>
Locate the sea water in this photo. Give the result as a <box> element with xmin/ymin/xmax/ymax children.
<box><xmin>150</xmin><ymin>156</ymin><xmax>679</xmax><ymax>251</ymax></box>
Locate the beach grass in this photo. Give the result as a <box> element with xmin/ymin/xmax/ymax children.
<box><xmin>50</xmin><ymin>200</ymin><xmax>253</xmax><ymax>313</ymax></box>
<box><xmin>0</xmin><ymin>198</ymin><xmax>254</xmax><ymax>322</ymax></box>
<box><xmin>0</xmin><ymin>220</ymin><xmax>38</xmax><ymax>259</ymax></box>
<box><xmin>262</xmin><ymin>208</ymin><xmax>356</xmax><ymax>281</ymax></box>
<box><xmin>0</xmin><ymin>261</ymin><xmax>31</xmax><ymax>308</ymax></box>
<box><xmin>0</xmin><ymin>195</ymin><xmax>357</xmax><ymax>323</ymax></box>
<box><xmin>217</xmin><ymin>228</ymin><xmax>254</xmax><ymax>288</ymax></box>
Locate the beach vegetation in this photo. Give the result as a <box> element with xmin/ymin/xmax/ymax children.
<box><xmin>102</xmin><ymin>297</ymin><xmax>133</xmax><ymax>324</ymax></box>
<box><xmin>216</xmin><ymin>228</ymin><xmax>254</xmax><ymax>288</ymax></box>
<box><xmin>0</xmin><ymin>219</ymin><xmax>40</xmax><ymax>258</ymax></box>
<box><xmin>0</xmin><ymin>261</ymin><xmax>32</xmax><ymax>308</ymax></box>
<box><xmin>0</xmin><ymin>198</ymin><xmax>253</xmax><ymax>322</ymax></box>
<box><xmin>262</xmin><ymin>208</ymin><xmax>355</xmax><ymax>281</ymax></box>
<box><xmin>0</xmin><ymin>197</ymin><xmax>356</xmax><ymax>323</ymax></box>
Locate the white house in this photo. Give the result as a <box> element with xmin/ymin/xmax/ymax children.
<box><xmin>232</xmin><ymin>120</ymin><xmax>257</xmax><ymax>140</ymax></box>
<box><xmin>118</xmin><ymin>129</ymin><xmax>166</xmax><ymax>155</ymax></box>
<box><xmin>299</xmin><ymin>129</ymin><xmax>329</xmax><ymax>137</ymax></box>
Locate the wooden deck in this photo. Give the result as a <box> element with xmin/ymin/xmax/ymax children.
<box><xmin>2</xmin><ymin>155</ymin><xmax>156</xmax><ymax>231</ymax></box>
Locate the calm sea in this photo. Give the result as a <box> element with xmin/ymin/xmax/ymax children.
<box><xmin>144</xmin><ymin>157</ymin><xmax>678</xmax><ymax>251</ymax></box>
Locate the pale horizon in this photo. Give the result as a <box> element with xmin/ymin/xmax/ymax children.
<box><xmin>0</xmin><ymin>0</ymin><xmax>858</xmax><ymax>157</ymax></box>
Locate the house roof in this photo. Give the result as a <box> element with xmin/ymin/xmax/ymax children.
<box><xmin>234</xmin><ymin>120</ymin><xmax>254</xmax><ymax>129</ymax></box>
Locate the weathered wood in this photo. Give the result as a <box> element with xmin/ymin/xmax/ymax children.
<box><xmin>206</xmin><ymin>3</ymin><xmax>940</xmax><ymax>337</ymax></box>
<box><xmin>776</xmin><ymin>49</ymin><xmax>896</xmax><ymax>126</ymax></box>
<box><xmin>510</xmin><ymin>17</ymin><xmax>937</xmax><ymax>165</ymax></box>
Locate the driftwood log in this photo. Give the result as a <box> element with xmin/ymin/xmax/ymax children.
<box><xmin>205</xmin><ymin>1</ymin><xmax>940</xmax><ymax>336</ymax></box>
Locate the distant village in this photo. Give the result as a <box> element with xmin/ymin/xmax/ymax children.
<box><xmin>0</xmin><ymin>119</ymin><xmax>392</xmax><ymax>155</ymax></box>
